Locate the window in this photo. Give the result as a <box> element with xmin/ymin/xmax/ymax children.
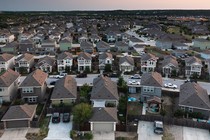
<box><xmin>143</xmin><ymin>86</ymin><xmax>154</xmax><ymax>92</ymax></box>
<box><xmin>22</xmin><ymin>88</ymin><xmax>33</xmax><ymax>93</ymax></box>
<box><xmin>181</xmin><ymin>106</ymin><xmax>185</xmax><ymax>111</ymax></box>
<box><xmin>188</xmin><ymin>108</ymin><xmax>193</xmax><ymax>113</ymax></box>
<box><xmin>0</xmin><ymin>88</ymin><xmax>4</xmax><ymax>92</ymax></box>
<box><xmin>143</xmin><ymin>87</ymin><xmax>147</xmax><ymax>92</ymax></box>
<box><xmin>28</xmin><ymin>97</ymin><xmax>36</xmax><ymax>103</ymax></box>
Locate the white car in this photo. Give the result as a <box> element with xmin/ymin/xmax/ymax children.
<box><xmin>164</xmin><ymin>83</ymin><xmax>177</xmax><ymax>89</ymax></box>
<box><xmin>128</xmin><ymin>80</ymin><xmax>140</xmax><ymax>85</ymax></box>
<box><xmin>55</xmin><ymin>73</ymin><xmax>67</xmax><ymax>79</ymax></box>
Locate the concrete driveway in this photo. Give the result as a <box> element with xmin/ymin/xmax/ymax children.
<box><xmin>44</xmin><ymin>114</ymin><xmax>72</xmax><ymax>140</ymax></box>
<box><xmin>0</xmin><ymin>128</ymin><xmax>28</xmax><ymax>140</ymax></box>
<box><xmin>137</xmin><ymin>121</ymin><xmax>162</xmax><ymax>140</ymax></box>
<box><xmin>93</xmin><ymin>132</ymin><xmax>115</xmax><ymax>140</ymax></box>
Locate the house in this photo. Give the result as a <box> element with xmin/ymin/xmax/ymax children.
<box><xmin>0</xmin><ymin>69</ymin><xmax>20</xmax><ymax>103</ymax></box>
<box><xmin>90</xmin><ymin>76</ymin><xmax>119</xmax><ymax>107</ymax></box>
<box><xmin>128</xmin><ymin>37</ymin><xmax>144</xmax><ymax>47</ymax></box>
<box><xmin>96</xmin><ymin>41</ymin><xmax>110</xmax><ymax>52</ymax></box>
<box><xmin>59</xmin><ymin>39</ymin><xmax>72</xmax><ymax>51</ymax></box>
<box><xmin>115</xmin><ymin>41</ymin><xmax>129</xmax><ymax>52</ymax></box>
<box><xmin>155</xmin><ymin>38</ymin><xmax>173</xmax><ymax>49</ymax></box>
<box><xmin>57</xmin><ymin>52</ymin><xmax>73</xmax><ymax>73</ymax></box>
<box><xmin>200</xmin><ymin>50</ymin><xmax>210</xmax><ymax>59</ymax></box>
<box><xmin>18</xmin><ymin>32</ymin><xmax>34</xmax><ymax>42</ymax></box>
<box><xmin>0</xmin><ymin>53</ymin><xmax>15</xmax><ymax>72</ymax></box>
<box><xmin>106</xmin><ymin>32</ymin><xmax>117</xmax><ymax>43</ymax></box>
<box><xmin>179</xmin><ymin>82</ymin><xmax>210</xmax><ymax>119</ymax></box>
<box><xmin>35</xmin><ymin>56</ymin><xmax>55</xmax><ymax>73</ymax></box>
<box><xmin>140</xmin><ymin>72</ymin><xmax>163</xmax><ymax>102</ymax></box>
<box><xmin>77</xmin><ymin>52</ymin><xmax>92</xmax><ymax>72</ymax></box>
<box><xmin>185</xmin><ymin>56</ymin><xmax>202</xmax><ymax>77</ymax></box>
<box><xmin>89</xmin><ymin>34</ymin><xmax>102</xmax><ymax>43</ymax></box>
<box><xmin>19</xmin><ymin>39</ymin><xmax>36</xmax><ymax>54</ymax></box>
<box><xmin>1</xmin><ymin>41</ymin><xmax>19</xmax><ymax>54</ymax></box>
<box><xmin>172</xmin><ymin>42</ymin><xmax>189</xmax><ymax>50</ymax></box>
<box><xmin>171</xmin><ymin>50</ymin><xmax>187</xmax><ymax>57</ymax></box>
<box><xmin>80</xmin><ymin>41</ymin><xmax>94</xmax><ymax>53</ymax></box>
<box><xmin>1</xmin><ymin>104</ymin><xmax>37</xmax><ymax>128</ymax></box>
<box><xmin>78</xmin><ymin>36</ymin><xmax>88</xmax><ymax>43</ymax></box>
<box><xmin>119</xmin><ymin>56</ymin><xmax>134</xmax><ymax>72</ymax></box>
<box><xmin>19</xmin><ymin>69</ymin><xmax>48</xmax><ymax>103</ymax></box>
<box><xmin>41</xmin><ymin>39</ymin><xmax>56</xmax><ymax>52</ymax></box>
<box><xmin>89</xmin><ymin>107</ymin><xmax>118</xmax><ymax>132</ymax></box>
<box><xmin>15</xmin><ymin>53</ymin><xmax>34</xmax><ymax>73</ymax></box>
<box><xmin>98</xmin><ymin>53</ymin><xmax>113</xmax><ymax>71</ymax></box>
<box><xmin>193</xmin><ymin>38</ymin><xmax>210</xmax><ymax>50</ymax></box>
<box><xmin>0</xmin><ymin>33</ymin><xmax>15</xmax><ymax>43</ymax></box>
<box><xmin>51</xmin><ymin>75</ymin><xmax>77</xmax><ymax>105</ymax></box>
<box><xmin>162</xmin><ymin>55</ymin><xmax>179</xmax><ymax>76</ymax></box>
<box><xmin>133</xmin><ymin>44</ymin><xmax>145</xmax><ymax>55</ymax></box>
<box><xmin>141</xmin><ymin>53</ymin><xmax>158</xmax><ymax>73</ymax></box>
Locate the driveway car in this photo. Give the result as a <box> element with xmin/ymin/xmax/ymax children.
<box><xmin>164</xmin><ymin>83</ymin><xmax>177</xmax><ymax>89</ymax></box>
<box><xmin>76</xmin><ymin>73</ymin><xmax>87</xmax><ymax>78</ymax></box>
<box><xmin>63</xmin><ymin>113</ymin><xmax>70</xmax><ymax>123</ymax></box>
<box><xmin>52</xmin><ymin>112</ymin><xmax>60</xmax><ymax>123</ymax></box>
<box><xmin>50</xmin><ymin>81</ymin><xmax>57</xmax><ymax>85</ymax></box>
<box><xmin>129</xmin><ymin>80</ymin><xmax>140</xmax><ymax>85</ymax></box>
<box><xmin>130</xmin><ymin>74</ymin><xmax>141</xmax><ymax>79</ymax></box>
<box><xmin>154</xmin><ymin>121</ymin><xmax>163</xmax><ymax>134</ymax></box>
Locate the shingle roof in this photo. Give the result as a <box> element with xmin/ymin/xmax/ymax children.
<box><xmin>129</xmin><ymin>37</ymin><xmax>143</xmax><ymax>42</ymax></box>
<box><xmin>141</xmin><ymin>72</ymin><xmax>163</xmax><ymax>87</ymax></box>
<box><xmin>185</xmin><ymin>56</ymin><xmax>202</xmax><ymax>65</ymax></box>
<box><xmin>179</xmin><ymin>82</ymin><xmax>210</xmax><ymax>109</ymax></box>
<box><xmin>99</xmin><ymin>52</ymin><xmax>113</xmax><ymax>60</ymax></box>
<box><xmin>1</xmin><ymin>104</ymin><xmax>37</xmax><ymax>121</ymax></box>
<box><xmin>91</xmin><ymin>76</ymin><xmax>119</xmax><ymax>100</ymax></box>
<box><xmin>96</xmin><ymin>41</ymin><xmax>110</xmax><ymax>49</ymax></box>
<box><xmin>20</xmin><ymin>69</ymin><xmax>48</xmax><ymax>87</ymax></box>
<box><xmin>78</xmin><ymin>52</ymin><xmax>92</xmax><ymax>60</ymax></box>
<box><xmin>51</xmin><ymin>76</ymin><xmax>77</xmax><ymax>99</ymax></box>
<box><xmin>36</xmin><ymin>56</ymin><xmax>55</xmax><ymax>67</ymax></box>
<box><xmin>119</xmin><ymin>56</ymin><xmax>134</xmax><ymax>66</ymax></box>
<box><xmin>57</xmin><ymin>52</ymin><xmax>73</xmax><ymax>60</ymax></box>
<box><xmin>141</xmin><ymin>53</ymin><xmax>157</xmax><ymax>61</ymax></box>
<box><xmin>89</xmin><ymin>107</ymin><xmax>118</xmax><ymax>122</ymax></box>
<box><xmin>0</xmin><ymin>69</ymin><xmax>20</xmax><ymax>87</ymax></box>
<box><xmin>16</xmin><ymin>53</ymin><xmax>34</xmax><ymax>62</ymax></box>
<box><xmin>162</xmin><ymin>55</ymin><xmax>178</xmax><ymax>68</ymax></box>
<box><xmin>0</xmin><ymin>53</ymin><xmax>14</xmax><ymax>62</ymax></box>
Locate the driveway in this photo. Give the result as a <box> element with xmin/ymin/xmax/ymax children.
<box><xmin>93</xmin><ymin>132</ymin><xmax>115</xmax><ymax>140</ymax></box>
<box><xmin>0</xmin><ymin>128</ymin><xmax>28</xmax><ymax>140</ymax></box>
<box><xmin>44</xmin><ymin>114</ymin><xmax>72</xmax><ymax>140</ymax></box>
<box><xmin>137</xmin><ymin>121</ymin><xmax>162</xmax><ymax>140</ymax></box>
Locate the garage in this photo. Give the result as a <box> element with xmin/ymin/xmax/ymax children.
<box><xmin>5</xmin><ymin>120</ymin><xmax>29</xmax><ymax>128</ymax></box>
<box><xmin>92</xmin><ymin>123</ymin><xmax>114</xmax><ymax>132</ymax></box>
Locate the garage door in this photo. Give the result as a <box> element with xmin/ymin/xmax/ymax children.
<box><xmin>6</xmin><ymin>120</ymin><xmax>29</xmax><ymax>128</ymax></box>
<box><xmin>93</xmin><ymin>123</ymin><xmax>113</xmax><ymax>132</ymax></box>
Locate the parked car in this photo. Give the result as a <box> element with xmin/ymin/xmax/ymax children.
<box><xmin>128</xmin><ymin>80</ymin><xmax>140</xmax><ymax>85</ymax></box>
<box><xmin>164</xmin><ymin>83</ymin><xmax>177</xmax><ymax>89</ymax></box>
<box><xmin>130</xmin><ymin>74</ymin><xmax>141</xmax><ymax>79</ymax></box>
<box><xmin>185</xmin><ymin>79</ymin><xmax>197</xmax><ymax>83</ymax></box>
<box><xmin>55</xmin><ymin>73</ymin><xmax>67</xmax><ymax>79</ymax></box>
<box><xmin>52</xmin><ymin>112</ymin><xmax>60</xmax><ymax>123</ymax></box>
<box><xmin>154</xmin><ymin>121</ymin><xmax>163</xmax><ymax>134</ymax></box>
<box><xmin>50</xmin><ymin>81</ymin><xmax>57</xmax><ymax>85</ymax></box>
<box><xmin>63</xmin><ymin>113</ymin><xmax>70</xmax><ymax>122</ymax></box>
<box><xmin>76</xmin><ymin>73</ymin><xmax>87</xmax><ymax>78</ymax></box>
<box><xmin>109</xmin><ymin>72</ymin><xmax>118</xmax><ymax>78</ymax></box>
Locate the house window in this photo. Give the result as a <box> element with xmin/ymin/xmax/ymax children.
<box><xmin>23</xmin><ymin>88</ymin><xmax>33</xmax><ymax>93</ymax></box>
<box><xmin>28</xmin><ymin>97</ymin><xmax>36</xmax><ymax>103</ymax></box>
<box><xmin>181</xmin><ymin>106</ymin><xmax>185</xmax><ymax>111</ymax></box>
<box><xmin>0</xmin><ymin>88</ymin><xmax>4</xmax><ymax>92</ymax></box>
<box><xmin>188</xmin><ymin>108</ymin><xmax>193</xmax><ymax>113</ymax></box>
<box><xmin>143</xmin><ymin>87</ymin><xmax>147</xmax><ymax>92</ymax></box>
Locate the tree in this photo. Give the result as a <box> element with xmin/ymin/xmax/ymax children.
<box><xmin>104</xmin><ymin>64</ymin><xmax>112</xmax><ymax>72</ymax></box>
<box><xmin>73</xmin><ymin>103</ymin><xmax>92</xmax><ymax>130</ymax></box>
<box><xmin>80</xmin><ymin>84</ymin><xmax>91</xmax><ymax>102</ymax></box>
<box><xmin>65</xmin><ymin>66</ymin><xmax>71</xmax><ymax>74</ymax></box>
<box><xmin>84</xmin><ymin>66</ymin><xmax>90</xmax><ymax>73</ymax></box>
<box><xmin>117</xmin><ymin>76</ymin><xmax>128</xmax><ymax>93</ymax></box>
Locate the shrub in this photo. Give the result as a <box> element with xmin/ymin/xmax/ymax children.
<box><xmin>70</xmin><ymin>130</ymin><xmax>77</xmax><ymax>139</ymax></box>
<box><xmin>84</xmin><ymin>132</ymin><xmax>93</xmax><ymax>140</ymax></box>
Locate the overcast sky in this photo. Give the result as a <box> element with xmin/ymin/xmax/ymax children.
<box><xmin>0</xmin><ymin>0</ymin><xmax>210</xmax><ymax>11</ymax></box>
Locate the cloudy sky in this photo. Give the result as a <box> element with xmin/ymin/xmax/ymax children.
<box><xmin>0</xmin><ymin>0</ymin><xmax>210</xmax><ymax>11</ymax></box>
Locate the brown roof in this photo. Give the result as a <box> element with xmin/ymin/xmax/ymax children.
<box><xmin>179</xmin><ymin>82</ymin><xmax>210</xmax><ymax>109</ymax></box>
<box><xmin>36</xmin><ymin>56</ymin><xmax>55</xmax><ymax>67</ymax></box>
<box><xmin>162</xmin><ymin>55</ymin><xmax>178</xmax><ymax>68</ymax></box>
<box><xmin>51</xmin><ymin>76</ymin><xmax>77</xmax><ymax>99</ymax></box>
<box><xmin>89</xmin><ymin>107</ymin><xmax>118</xmax><ymax>122</ymax></box>
<box><xmin>16</xmin><ymin>53</ymin><xmax>34</xmax><ymax>62</ymax></box>
<box><xmin>78</xmin><ymin>52</ymin><xmax>92</xmax><ymax>60</ymax></box>
<box><xmin>141</xmin><ymin>53</ymin><xmax>157</xmax><ymax>61</ymax></box>
<box><xmin>57</xmin><ymin>52</ymin><xmax>73</xmax><ymax>60</ymax></box>
<box><xmin>99</xmin><ymin>52</ymin><xmax>113</xmax><ymax>60</ymax></box>
<box><xmin>119</xmin><ymin>56</ymin><xmax>134</xmax><ymax>66</ymax></box>
<box><xmin>0</xmin><ymin>69</ymin><xmax>20</xmax><ymax>87</ymax></box>
<box><xmin>1</xmin><ymin>104</ymin><xmax>37</xmax><ymax>121</ymax></box>
<box><xmin>20</xmin><ymin>69</ymin><xmax>48</xmax><ymax>87</ymax></box>
<box><xmin>141</xmin><ymin>72</ymin><xmax>163</xmax><ymax>87</ymax></box>
<box><xmin>0</xmin><ymin>53</ymin><xmax>14</xmax><ymax>62</ymax></box>
<box><xmin>91</xmin><ymin>76</ymin><xmax>119</xmax><ymax>100</ymax></box>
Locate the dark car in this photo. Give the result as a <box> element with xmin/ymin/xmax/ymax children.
<box><xmin>76</xmin><ymin>73</ymin><xmax>87</xmax><ymax>78</ymax></box>
<box><xmin>63</xmin><ymin>113</ymin><xmax>70</xmax><ymax>122</ymax></box>
<box><xmin>52</xmin><ymin>112</ymin><xmax>60</xmax><ymax>123</ymax></box>
<box><xmin>109</xmin><ymin>72</ymin><xmax>118</xmax><ymax>78</ymax></box>
<box><xmin>50</xmin><ymin>81</ymin><xmax>57</xmax><ymax>85</ymax></box>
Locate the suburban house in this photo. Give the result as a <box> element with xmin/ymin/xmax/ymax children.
<box><xmin>172</xmin><ymin>42</ymin><xmax>189</xmax><ymax>50</ymax></box>
<box><xmin>59</xmin><ymin>38</ymin><xmax>72</xmax><ymax>51</ymax></box>
<box><xmin>115</xmin><ymin>41</ymin><xmax>129</xmax><ymax>52</ymax></box>
<box><xmin>51</xmin><ymin>75</ymin><xmax>77</xmax><ymax>106</ymax></box>
<box><xmin>128</xmin><ymin>37</ymin><xmax>145</xmax><ymax>47</ymax></box>
<box><xmin>98</xmin><ymin>52</ymin><xmax>113</xmax><ymax>71</ymax></box>
<box><xmin>106</xmin><ymin>32</ymin><xmax>117</xmax><ymax>42</ymax></box>
<box><xmin>1</xmin><ymin>104</ymin><xmax>37</xmax><ymax>129</ymax></box>
<box><xmin>140</xmin><ymin>72</ymin><xmax>163</xmax><ymax>102</ymax></box>
<box><xmin>0</xmin><ymin>69</ymin><xmax>20</xmax><ymax>103</ymax></box>
<box><xmin>179</xmin><ymin>82</ymin><xmax>210</xmax><ymax>119</ymax></box>
<box><xmin>80</xmin><ymin>41</ymin><xmax>94</xmax><ymax>53</ymax></box>
<box><xmin>41</xmin><ymin>39</ymin><xmax>56</xmax><ymax>52</ymax></box>
<box><xmin>200</xmin><ymin>50</ymin><xmax>210</xmax><ymax>59</ymax></box>
<box><xmin>19</xmin><ymin>69</ymin><xmax>48</xmax><ymax>103</ymax></box>
<box><xmin>193</xmin><ymin>38</ymin><xmax>210</xmax><ymax>50</ymax></box>
<box><xmin>35</xmin><ymin>56</ymin><xmax>55</xmax><ymax>73</ymax></box>
<box><xmin>141</xmin><ymin>53</ymin><xmax>158</xmax><ymax>73</ymax></box>
<box><xmin>15</xmin><ymin>53</ymin><xmax>35</xmax><ymax>73</ymax></box>
<box><xmin>0</xmin><ymin>53</ymin><xmax>15</xmax><ymax>72</ymax></box>
<box><xmin>89</xmin><ymin>107</ymin><xmax>118</xmax><ymax>132</ymax></box>
<box><xmin>19</xmin><ymin>39</ymin><xmax>36</xmax><ymax>54</ymax></box>
<box><xmin>78</xmin><ymin>36</ymin><xmax>88</xmax><ymax>43</ymax></box>
<box><xmin>57</xmin><ymin>52</ymin><xmax>73</xmax><ymax>73</ymax></box>
<box><xmin>89</xmin><ymin>34</ymin><xmax>102</xmax><ymax>43</ymax></box>
<box><xmin>96</xmin><ymin>41</ymin><xmax>110</xmax><ymax>52</ymax></box>
<box><xmin>133</xmin><ymin>44</ymin><xmax>145</xmax><ymax>55</ymax></box>
<box><xmin>1</xmin><ymin>41</ymin><xmax>19</xmax><ymax>54</ymax></box>
<box><xmin>119</xmin><ymin>56</ymin><xmax>134</xmax><ymax>72</ymax></box>
<box><xmin>161</xmin><ymin>55</ymin><xmax>179</xmax><ymax>76</ymax></box>
<box><xmin>77</xmin><ymin>52</ymin><xmax>92</xmax><ymax>72</ymax></box>
<box><xmin>18</xmin><ymin>32</ymin><xmax>34</xmax><ymax>42</ymax></box>
<box><xmin>155</xmin><ymin>38</ymin><xmax>173</xmax><ymax>49</ymax></box>
<box><xmin>0</xmin><ymin>33</ymin><xmax>15</xmax><ymax>43</ymax></box>
<box><xmin>185</xmin><ymin>56</ymin><xmax>202</xmax><ymax>77</ymax></box>
<box><xmin>90</xmin><ymin>76</ymin><xmax>119</xmax><ymax>107</ymax></box>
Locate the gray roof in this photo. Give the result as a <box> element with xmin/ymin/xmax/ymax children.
<box><xmin>35</xmin><ymin>56</ymin><xmax>55</xmax><ymax>67</ymax></box>
<box><xmin>162</xmin><ymin>55</ymin><xmax>178</xmax><ymax>68</ymax></box>
<box><xmin>16</xmin><ymin>53</ymin><xmax>34</xmax><ymax>62</ymax></box>
<box><xmin>57</xmin><ymin>52</ymin><xmax>73</xmax><ymax>60</ymax></box>
<box><xmin>129</xmin><ymin>37</ymin><xmax>143</xmax><ymax>42</ymax></box>
<box><xmin>78</xmin><ymin>52</ymin><xmax>92</xmax><ymax>60</ymax></box>
<box><xmin>99</xmin><ymin>52</ymin><xmax>113</xmax><ymax>60</ymax></box>
<box><xmin>89</xmin><ymin>107</ymin><xmax>118</xmax><ymax>122</ymax></box>
<box><xmin>51</xmin><ymin>75</ymin><xmax>77</xmax><ymax>99</ymax></box>
<box><xmin>179</xmin><ymin>82</ymin><xmax>210</xmax><ymax>109</ymax></box>
<box><xmin>141</xmin><ymin>53</ymin><xmax>157</xmax><ymax>61</ymax></box>
<box><xmin>0</xmin><ymin>69</ymin><xmax>20</xmax><ymax>87</ymax></box>
<box><xmin>119</xmin><ymin>56</ymin><xmax>134</xmax><ymax>66</ymax></box>
<box><xmin>91</xmin><ymin>76</ymin><xmax>119</xmax><ymax>100</ymax></box>
<box><xmin>80</xmin><ymin>41</ymin><xmax>94</xmax><ymax>49</ymax></box>
<box><xmin>115</xmin><ymin>41</ymin><xmax>128</xmax><ymax>47</ymax></box>
<box><xmin>185</xmin><ymin>56</ymin><xmax>202</xmax><ymax>65</ymax></box>
<box><xmin>96</xmin><ymin>41</ymin><xmax>110</xmax><ymax>49</ymax></box>
<box><xmin>141</xmin><ymin>72</ymin><xmax>163</xmax><ymax>87</ymax></box>
<box><xmin>1</xmin><ymin>104</ymin><xmax>37</xmax><ymax>121</ymax></box>
<box><xmin>0</xmin><ymin>53</ymin><xmax>14</xmax><ymax>62</ymax></box>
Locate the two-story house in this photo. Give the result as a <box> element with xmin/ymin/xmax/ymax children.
<box><xmin>51</xmin><ymin>75</ymin><xmax>77</xmax><ymax>106</ymax></box>
<box><xmin>15</xmin><ymin>53</ymin><xmax>35</xmax><ymax>73</ymax></box>
<box><xmin>35</xmin><ymin>56</ymin><xmax>55</xmax><ymax>73</ymax></box>
<box><xmin>119</xmin><ymin>56</ymin><xmax>134</xmax><ymax>72</ymax></box>
<box><xmin>1</xmin><ymin>41</ymin><xmax>19</xmax><ymax>54</ymax></box>
<box><xmin>77</xmin><ymin>52</ymin><xmax>92</xmax><ymax>72</ymax></box>
<box><xmin>128</xmin><ymin>37</ymin><xmax>145</xmax><ymax>47</ymax></box>
<box><xmin>59</xmin><ymin>39</ymin><xmax>72</xmax><ymax>51</ymax></box>
<box><xmin>19</xmin><ymin>39</ymin><xmax>36</xmax><ymax>54</ymax></box>
<box><xmin>0</xmin><ymin>69</ymin><xmax>20</xmax><ymax>103</ymax></box>
<box><xmin>185</xmin><ymin>56</ymin><xmax>202</xmax><ymax>77</ymax></box>
<box><xmin>41</xmin><ymin>39</ymin><xmax>56</xmax><ymax>52</ymax></box>
<box><xmin>141</xmin><ymin>53</ymin><xmax>158</xmax><ymax>73</ymax></box>
<box><xmin>19</xmin><ymin>69</ymin><xmax>48</xmax><ymax>103</ymax></box>
<box><xmin>115</xmin><ymin>41</ymin><xmax>129</xmax><ymax>52</ymax></box>
<box><xmin>98</xmin><ymin>53</ymin><xmax>113</xmax><ymax>71</ymax></box>
<box><xmin>162</xmin><ymin>55</ymin><xmax>179</xmax><ymax>77</ymax></box>
<box><xmin>0</xmin><ymin>53</ymin><xmax>15</xmax><ymax>72</ymax></box>
<box><xmin>80</xmin><ymin>41</ymin><xmax>94</xmax><ymax>53</ymax></box>
<box><xmin>96</xmin><ymin>41</ymin><xmax>110</xmax><ymax>52</ymax></box>
<box><xmin>179</xmin><ymin>82</ymin><xmax>210</xmax><ymax>119</ymax></box>
<box><xmin>90</xmin><ymin>76</ymin><xmax>119</xmax><ymax>107</ymax></box>
<box><xmin>140</xmin><ymin>72</ymin><xmax>163</xmax><ymax>102</ymax></box>
<box><xmin>57</xmin><ymin>52</ymin><xmax>73</xmax><ymax>73</ymax></box>
<box><xmin>0</xmin><ymin>33</ymin><xmax>15</xmax><ymax>44</ymax></box>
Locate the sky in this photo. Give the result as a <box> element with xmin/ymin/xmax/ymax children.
<box><xmin>0</xmin><ymin>0</ymin><xmax>210</xmax><ymax>11</ymax></box>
